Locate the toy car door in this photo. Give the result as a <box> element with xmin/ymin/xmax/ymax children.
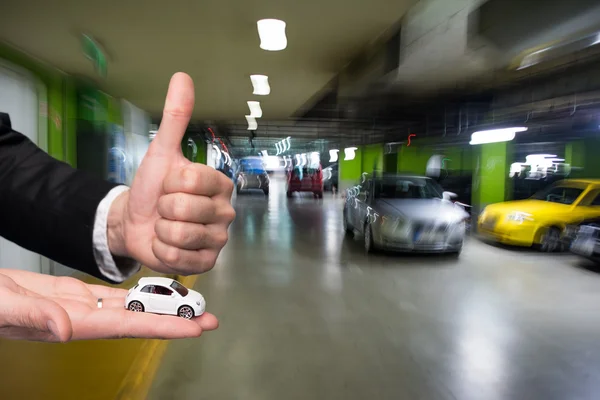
<box><xmin>148</xmin><ymin>285</ymin><xmax>175</xmax><ymax>314</ymax></box>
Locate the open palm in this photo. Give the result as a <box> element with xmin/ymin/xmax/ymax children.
<box><xmin>0</xmin><ymin>269</ymin><xmax>218</xmax><ymax>342</ymax></box>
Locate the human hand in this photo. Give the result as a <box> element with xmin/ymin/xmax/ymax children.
<box><xmin>108</xmin><ymin>72</ymin><xmax>235</xmax><ymax>275</ymax></box>
<box><xmin>0</xmin><ymin>269</ymin><xmax>217</xmax><ymax>342</ymax></box>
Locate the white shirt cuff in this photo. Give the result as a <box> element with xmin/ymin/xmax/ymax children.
<box><xmin>93</xmin><ymin>185</ymin><xmax>141</xmax><ymax>282</ymax></box>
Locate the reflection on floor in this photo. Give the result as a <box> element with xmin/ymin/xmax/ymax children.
<box><xmin>149</xmin><ymin>177</ymin><xmax>600</xmax><ymax>400</ymax></box>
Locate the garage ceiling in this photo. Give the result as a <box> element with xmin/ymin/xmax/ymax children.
<box><xmin>0</xmin><ymin>0</ymin><xmax>416</xmax><ymax>120</ymax></box>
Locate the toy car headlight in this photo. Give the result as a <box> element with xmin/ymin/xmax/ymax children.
<box><xmin>506</xmin><ymin>212</ymin><xmax>534</xmax><ymax>224</ymax></box>
<box><xmin>196</xmin><ymin>300</ymin><xmax>202</xmax><ymax>306</ymax></box>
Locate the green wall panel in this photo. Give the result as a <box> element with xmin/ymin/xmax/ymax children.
<box><xmin>397</xmin><ymin>145</ymin><xmax>433</xmax><ymax>175</ymax></box>
<box><xmin>46</xmin><ymin>76</ymin><xmax>64</xmax><ymax>162</ymax></box>
<box><xmin>0</xmin><ymin>43</ymin><xmax>70</xmax><ymax>163</ymax></box>
<box><xmin>472</xmin><ymin>142</ymin><xmax>511</xmax><ymax>208</ymax></box>
<box><xmin>361</xmin><ymin>144</ymin><xmax>383</xmax><ymax>173</ymax></box>
<box><xmin>584</xmin><ymin>139</ymin><xmax>600</xmax><ymax>178</ymax></box>
<box><xmin>64</xmin><ymin>78</ymin><xmax>78</xmax><ymax>167</ymax></box>
<box><xmin>339</xmin><ymin>147</ymin><xmax>363</xmax><ymax>182</ymax></box>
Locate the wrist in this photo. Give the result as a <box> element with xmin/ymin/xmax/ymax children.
<box><xmin>107</xmin><ymin>190</ymin><xmax>129</xmax><ymax>258</ymax></box>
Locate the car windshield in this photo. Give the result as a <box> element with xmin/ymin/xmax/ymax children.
<box><xmin>530</xmin><ymin>185</ymin><xmax>585</xmax><ymax>205</ymax></box>
<box><xmin>170</xmin><ymin>281</ymin><xmax>189</xmax><ymax>297</ymax></box>
<box><xmin>373</xmin><ymin>177</ymin><xmax>443</xmax><ymax>199</ymax></box>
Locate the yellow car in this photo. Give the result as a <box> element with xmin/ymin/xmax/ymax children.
<box><xmin>478</xmin><ymin>179</ymin><xmax>600</xmax><ymax>252</ymax></box>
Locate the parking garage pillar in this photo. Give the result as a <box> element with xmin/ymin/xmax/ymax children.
<box><xmin>472</xmin><ymin>141</ymin><xmax>512</xmax><ymax>215</ymax></box>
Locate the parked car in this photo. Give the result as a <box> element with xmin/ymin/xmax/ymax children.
<box><xmin>343</xmin><ymin>174</ymin><xmax>468</xmax><ymax>254</ymax></box>
<box><xmin>125</xmin><ymin>277</ymin><xmax>206</xmax><ymax>319</ymax></box>
<box><xmin>287</xmin><ymin>163</ymin><xmax>324</xmax><ymax>198</ymax></box>
<box><xmin>437</xmin><ymin>174</ymin><xmax>473</xmax><ymax>234</ymax></box>
<box><xmin>235</xmin><ymin>156</ymin><xmax>270</xmax><ymax>195</ymax></box>
<box><xmin>323</xmin><ymin>163</ymin><xmax>338</xmax><ymax>193</ymax></box>
<box><xmin>570</xmin><ymin>223</ymin><xmax>600</xmax><ymax>263</ymax></box>
<box><xmin>478</xmin><ymin>179</ymin><xmax>600</xmax><ymax>252</ymax></box>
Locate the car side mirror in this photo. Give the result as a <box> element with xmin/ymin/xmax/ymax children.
<box><xmin>443</xmin><ymin>191</ymin><xmax>458</xmax><ymax>201</ymax></box>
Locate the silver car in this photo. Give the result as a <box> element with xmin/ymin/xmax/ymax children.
<box><xmin>343</xmin><ymin>174</ymin><xmax>469</xmax><ymax>254</ymax></box>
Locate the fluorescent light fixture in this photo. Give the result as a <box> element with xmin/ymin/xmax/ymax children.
<box><xmin>470</xmin><ymin>127</ymin><xmax>527</xmax><ymax>145</ymax></box>
<box><xmin>250</xmin><ymin>75</ymin><xmax>271</xmax><ymax>95</ymax></box>
<box><xmin>247</xmin><ymin>101</ymin><xmax>263</xmax><ymax>118</ymax></box>
<box><xmin>257</xmin><ymin>19</ymin><xmax>287</xmax><ymax>51</ymax></box>
<box><xmin>245</xmin><ymin>115</ymin><xmax>257</xmax><ymax>130</ymax></box>
<box><xmin>344</xmin><ymin>147</ymin><xmax>358</xmax><ymax>161</ymax></box>
<box><xmin>329</xmin><ymin>149</ymin><xmax>339</xmax><ymax>162</ymax></box>
<box><xmin>149</xmin><ymin>130</ymin><xmax>158</xmax><ymax>134</ymax></box>
<box><xmin>261</xmin><ymin>150</ymin><xmax>268</xmax><ymax>157</ymax></box>
<box><xmin>275</xmin><ymin>142</ymin><xmax>282</xmax><ymax>155</ymax></box>
<box><xmin>285</xmin><ymin>136</ymin><xmax>291</xmax><ymax>151</ymax></box>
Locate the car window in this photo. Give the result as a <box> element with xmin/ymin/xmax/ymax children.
<box><xmin>140</xmin><ymin>285</ymin><xmax>154</xmax><ymax>293</ymax></box>
<box><xmin>373</xmin><ymin>177</ymin><xmax>442</xmax><ymax>199</ymax></box>
<box><xmin>170</xmin><ymin>281</ymin><xmax>189</xmax><ymax>297</ymax></box>
<box><xmin>590</xmin><ymin>192</ymin><xmax>600</xmax><ymax>206</ymax></box>
<box><xmin>531</xmin><ymin>186</ymin><xmax>585</xmax><ymax>205</ymax></box>
<box><xmin>154</xmin><ymin>286</ymin><xmax>173</xmax><ymax>296</ymax></box>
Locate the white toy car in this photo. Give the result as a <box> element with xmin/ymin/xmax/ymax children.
<box><xmin>125</xmin><ymin>277</ymin><xmax>206</xmax><ymax>319</ymax></box>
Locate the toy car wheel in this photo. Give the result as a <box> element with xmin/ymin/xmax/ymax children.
<box><xmin>128</xmin><ymin>301</ymin><xmax>144</xmax><ymax>313</ymax></box>
<box><xmin>178</xmin><ymin>305</ymin><xmax>194</xmax><ymax>320</ymax></box>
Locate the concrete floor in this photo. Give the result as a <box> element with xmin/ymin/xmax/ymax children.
<box><xmin>149</xmin><ymin>177</ymin><xmax>600</xmax><ymax>400</ymax></box>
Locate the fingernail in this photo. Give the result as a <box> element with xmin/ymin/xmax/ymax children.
<box><xmin>47</xmin><ymin>320</ymin><xmax>60</xmax><ymax>339</ymax></box>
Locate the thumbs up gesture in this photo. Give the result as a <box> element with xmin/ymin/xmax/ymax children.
<box><xmin>107</xmin><ymin>73</ymin><xmax>236</xmax><ymax>275</ymax></box>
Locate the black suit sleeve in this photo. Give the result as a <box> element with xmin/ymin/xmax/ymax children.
<box><xmin>0</xmin><ymin>112</ymin><xmax>119</xmax><ymax>280</ymax></box>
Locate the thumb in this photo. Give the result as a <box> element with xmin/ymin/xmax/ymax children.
<box><xmin>151</xmin><ymin>72</ymin><xmax>195</xmax><ymax>156</ymax></box>
<box><xmin>0</xmin><ymin>290</ymin><xmax>72</xmax><ymax>342</ymax></box>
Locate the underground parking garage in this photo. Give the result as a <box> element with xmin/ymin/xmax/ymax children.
<box><xmin>3</xmin><ymin>0</ymin><xmax>600</xmax><ymax>399</ymax></box>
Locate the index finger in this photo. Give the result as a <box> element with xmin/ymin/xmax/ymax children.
<box><xmin>163</xmin><ymin>163</ymin><xmax>233</xmax><ymax>199</ymax></box>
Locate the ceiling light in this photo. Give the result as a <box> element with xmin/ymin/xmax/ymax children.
<box><xmin>250</xmin><ymin>75</ymin><xmax>271</xmax><ymax>95</ymax></box>
<box><xmin>344</xmin><ymin>147</ymin><xmax>358</xmax><ymax>161</ymax></box>
<box><xmin>329</xmin><ymin>149</ymin><xmax>339</xmax><ymax>162</ymax></box>
<box><xmin>257</xmin><ymin>19</ymin><xmax>287</xmax><ymax>51</ymax></box>
<box><xmin>247</xmin><ymin>101</ymin><xmax>263</xmax><ymax>118</ymax></box>
<box><xmin>246</xmin><ymin>115</ymin><xmax>257</xmax><ymax>130</ymax></box>
<box><xmin>470</xmin><ymin>127</ymin><xmax>527</xmax><ymax>145</ymax></box>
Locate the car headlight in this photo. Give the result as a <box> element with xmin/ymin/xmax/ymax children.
<box><xmin>381</xmin><ymin>215</ymin><xmax>408</xmax><ymax>234</ymax></box>
<box><xmin>506</xmin><ymin>212</ymin><xmax>534</xmax><ymax>224</ymax></box>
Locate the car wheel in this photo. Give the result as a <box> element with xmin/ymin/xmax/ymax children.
<box><xmin>364</xmin><ymin>223</ymin><xmax>375</xmax><ymax>253</ymax></box>
<box><xmin>287</xmin><ymin>191</ymin><xmax>293</xmax><ymax>198</ymax></box>
<box><xmin>343</xmin><ymin>208</ymin><xmax>354</xmax><ymax>236</ymax></box>
<box><xmin>128</xmin><ymin>301</ymin><xmax>144</xmax><ymax>313</ymax></box>
<box><xmin>450</xmin><ymin>243</ymin><xmax>463</xmax><ymax>256</ymax></box>
<box><xmin>316</xmin><ymin>191</ymin><xmax>323</xmax><ymax>199</ymax></box>
<box><xmin>263</xmin><ymin>188</ymin><xmax>269</xmax><ymax>196</ymax></box>
<box><xmin>540</xmin><ymin>227</ymin><xmax>562</xmax><ymax>252</ymax></box>
<box><xmin>178</xmin><ymin>305</ymin><xmax>195</xmax><ymax>320</ymax></box>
